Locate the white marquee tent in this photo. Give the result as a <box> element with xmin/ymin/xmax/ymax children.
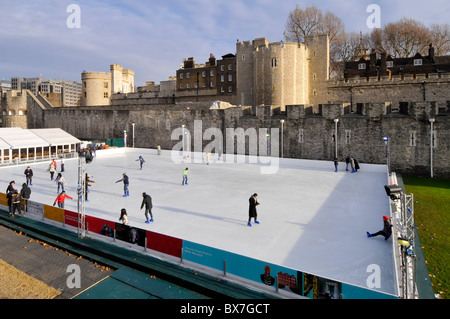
<box><xmin>0</xmin><ymin>127</ymin><xmax>81</xmax><ymax>165</ymax></box>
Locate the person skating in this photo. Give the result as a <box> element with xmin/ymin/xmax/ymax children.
<box><xmin>54</xmin><ymin>173</ymin><xmax>66</xmax><ymax>193</ymax></box>
<box><xmin>248</xmin><ymin>193</ymin><xmax>260</xmax><ymax>227</ymax></box>
<box><xmin>47</xmin><ymin>159</ymin><xmax>57</xmax><ymax>180</ymax></box>
<box><xmin>53</xmin><ymin>191</ymin><xmax>73</xmax><ymax>209</ymax></box>
<box><xmin>367</xmin><ymin>216</ymin><xmax>392</xmax><ymax>240</ymax></box>
<box><xmin>24</xmin><ymin>166</ymin><xmax>33</xmax><ymax>186</ymax></box>
<box><xmin>116</xmin><ymin>173</ymin><xmax>130</xmax><ymax>197</ymax></box>
<box><xmin>136</xmin><ymin>156</ymin><xmax>145</xmax><ymax>170</ymax></box>
<box><xmin>84</xmin><ymin>173</ymin><xmax>95</xmax><ymax>202</ymax></box>
<box><xmin>345</xmin><ymin>156</ymin><xmax>350</xmax><ymax>171</ymax></box>
<box><xmin>157</xmin><ymin>144</ymin><xmax>161</xmax><ymax>155</ymax></box>
<box><xmin>333</xmin><ymin>157</ymin><xmax>338</xmax><ymax>172</ymax></box>
<box><xmin>119</xmin><ymin>208</ymin><xmax>129</xmax><ymax>225</ymax></box>
<box><xmin>182</xmin><ymin>168</ymin><xmax>190</xmax><ymax>185</ymax></box>
<box><xmin>140</xmin><ymin>192</ymin><xmax>153</xmax><ymax>223</ymax></box>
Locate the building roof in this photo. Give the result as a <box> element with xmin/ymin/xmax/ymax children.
<box><xmin>0</xmin><ymin>127</ymin><xmax>80</xmax><ymax>149</ymax></box>
<box><xmin>344</xmin><ymin>44</ymin><xmax>450</xmax><ymax>79</ymax></box>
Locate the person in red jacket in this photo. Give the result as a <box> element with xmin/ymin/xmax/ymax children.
<box><xmin>53</xmin><ymin>191</ymin><xmax>73</xmax><ymax>209</ymax></box>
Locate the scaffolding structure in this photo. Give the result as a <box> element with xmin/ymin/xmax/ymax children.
<box><xmin>394</xmin><ymin>192</ymin><xmax>417</xmax><ymax>299</ymax></box>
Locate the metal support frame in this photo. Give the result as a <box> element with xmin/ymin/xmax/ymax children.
<box><xmin>77</xmin><ymin>156</ymin><xmax>86</xmax><ymax>239</ymax></box>
<box><xmin>395</xmin><ymin>192</ymin><xmax>416</xmax><ymax>299</ymax></box>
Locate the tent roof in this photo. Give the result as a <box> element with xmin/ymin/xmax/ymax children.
<box><xmin>0</xmin><ymin>127</ymin><xmax>80</xmax><ymax>149</ymax></box>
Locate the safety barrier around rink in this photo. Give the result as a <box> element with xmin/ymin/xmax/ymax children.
<box><xmin>0</xmin><ymin>193</ymin><xmax>398</xmax><ymax>299</ymax></box>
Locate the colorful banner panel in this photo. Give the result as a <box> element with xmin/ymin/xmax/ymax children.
<box><xmin>114</xmin><ymin>222</ymin><xmax>146</xmax><ymax>247</ymax></box>
<box><xmin>26</xmin><ymin>200</ymin><xmax>44</xmax><ymax>219</ymax></box>
<box><xmin>146</xmin><ymin>230</ymin><xmax>182</xmax><ymax>258</ymax></box>
<box><xmin>44</xmin><ymin>204</ymin><xmax>64</xmax><ymax>223</ymax></box>
<box><xmin>182</xmin><ymin>241</ymin><xmax>303</xmax><ymax>296</ymax></box>
<box><xmin>86</xmin><ymin>215</ymin><xmax>115</xmax><ymax>238</ymax></box>
<box><xmin>64</xmin><ymin>210</ymin><xmax>78</xmax><ymax>227</ymax></box>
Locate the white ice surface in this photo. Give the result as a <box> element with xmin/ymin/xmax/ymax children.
<box><xmin>0</xmin><ymin>148</ymin><xmax>397</xmax><ymax>295</ymax></box>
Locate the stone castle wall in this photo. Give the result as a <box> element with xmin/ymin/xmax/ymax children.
<box><xmin>25</xmin><ymin>99</ymin><xmax>450</xmax><ymax>178</ymax></box>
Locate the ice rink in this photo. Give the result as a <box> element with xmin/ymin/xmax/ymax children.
<box><xmin>0</xmin><ymin>148</ymin><xmax>397</xmax><ymax>295</ymax></box>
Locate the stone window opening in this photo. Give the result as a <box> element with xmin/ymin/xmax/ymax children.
<box><xmin>409</xmin><ymin>131</ymin><xmax>417</xmax><ymax>147</ymax></box>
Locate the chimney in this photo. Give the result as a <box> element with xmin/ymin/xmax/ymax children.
<box><xmin>209</xmin><ymin>53</ymin><xmax>216</xmax><ymax>67</ymax></box>
<box><xmin>429</xmin><ymin>43</ymin><xmax>435</xmax><ymax>60</ymax></box>
<box><xmin>380</xmin><ymin>51</ymin><xmax>387</xmax><ymax>73</ymax></box>
<box><xmin>370</xmin><ymin>49</ymin><xmax>377</xmax><ymax>71</ymax></box>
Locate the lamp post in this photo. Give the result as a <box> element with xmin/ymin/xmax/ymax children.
<box><xmin>280</xmin><ymin>119</ymin><xmax>284</xmax><ymax>158</ymax></box>
<box><xmin>132</xmin><ymin>122</ymin><xmax>135</xmax><ymax>148</ymax></box>
<box><xmin>334</xmin><ymin>119</ymin><xmax>339</xmax><ymax>158</ymax></box>
<box><xmin>429</xmin><ymin>118</ymin><xmax>435</xmax><ymax>178</ymax></box>
<box><xmin>383</xmin><ymin>136</ymin><xmax>390</xmax><ymax>174</ymax></box>
<box><xmin>182</xmin><ymin>124</ymin><xmax>185</xmax><ymax>155</ymax></box>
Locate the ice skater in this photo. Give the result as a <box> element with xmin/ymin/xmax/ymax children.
<box><xmin>24</xmin><ymin>166</ymin><xmax>33</xmax><ymax>186</ymax></box>
<box><xmin>182</xmin><ymin>167</ymin><xmax>190</xmax><ymax>185</ymax></box>
<box><xmin>345</xmin><ymin>156</ymin><xmax>350</xmax><ymax>171</ymax></box>
<box><xmin>53</xmin><ymin>191</ymin><xmax>73</xmax><ymax>209</ymax></box>
<box><xmin>54</xmin><ymin>173</ymin><xmax>66</xmax><ymax>193</ymax></box>
<box><xmin>84</xmin><ymin>173</ymin><xmax>95</xmax><ymax>202</ymax></box>
<box><xmin>116</xmin><ymin>173</ymin><xmax>130</xmax><ymax>197</ymax></box>
<box><xmin>205</xmin><ymin>152</ymin><xmax>210</xmax><ymax>165</ymax></box>
<box><xmin>119</xmin><ymin>208</ymin><xmax>129</xmax><ymax>225</ymax></box>
<box><xmin>47</xmin><ymin>159</ymin><xmax>57</xmax><ymax>180</ymax></box>
<box><xmin>140</xmin><ymin>192</ymin><xmax>153</xmax><ymax>223</ymax></box>
<box><xmin>333</xmin><ymin>157</ymin><xmax>338</xmax><ymax>172</ymax></box>
<box><xmin>136</xmin><ymin>156</ymin><xmax>145</xmax><ymax>170</ymax></box>
<box><xmin>248</xmin><ymin>193</ymin><xmax>260</xmax><ymax>227</ymax></box>
<box><xmin>157</xmin><ymin>144</ymin><xmax>161</xmax><ymax>155</ymax></box>
<box><xmin>367</xmin><ymin>216</ymin><xmax>392</xmax><ymax>240</ymax></box>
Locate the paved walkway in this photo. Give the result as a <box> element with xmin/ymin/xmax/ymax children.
<box><xmin>0</xmin><ymin>224</ymin><xmax>113</xmax><ymax>299</ymax></box>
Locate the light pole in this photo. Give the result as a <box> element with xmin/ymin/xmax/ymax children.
<box><xmin>430</xmin><ymin>118</ymin><xmax>435</xmax><ymax>178</ymax></box>
<box><xmin>132</xmin><ymin>122</ymin><xmax>135</xmax><ymax>148</ymax></box>
<box><xmin>383</xmin><ymin>136</ymin><xmax>390</xmax><ymax>174</ymax></box>
<box><xmin>334</xmin><ymin>119</ymin><xmax>339</xmax><ymax>158</ymax></box>
<box><xmin>280</xmin><ymin>119</ymin><xmax>284</xmax><ymax>158</ymax></box>
<box><xmin>182</xmin><ymin>124</ymin><xmax>185</xmax><ymax>155</ymax></box>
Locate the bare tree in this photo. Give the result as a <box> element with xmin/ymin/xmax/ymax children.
<box><xmin>430</xmin><ymin>23</ymin><xmax>450</xmax><ymax>56</ymax></box>
<box><xmin>377</xmin><ymin>18</ymin><xmax>432</xmax><ymax>58</ymax></box>
<box><xmin>284</xmin><ymin>4</ymin><xmax>346</xmax><ymax>78</ymax></box>
<box><xmin>284</xmin><ymin>4</ymin><xmax>323</xmax><ymax>43</ymax></box>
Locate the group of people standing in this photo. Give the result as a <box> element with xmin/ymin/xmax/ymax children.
<box><xmin>6</xmin><ymin>180</ymin><xmax>31</xmax><ymax>218</ymax></box>
<box><xmin>333</xmin><ymin>156</ymin><xmax>360</xmax><ymax>173</ymax></box>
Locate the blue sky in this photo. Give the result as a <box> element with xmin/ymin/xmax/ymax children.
<box><xmin>0</xmin><ymin>0</ymin><xmax>449</xmax><ymax>86</ymax></box>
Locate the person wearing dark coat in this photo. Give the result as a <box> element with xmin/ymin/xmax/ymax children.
<box><xmin>6</xmin><ymin>181</ymin><xmax>16</xmax><ymax>216</ymax></box>
<box><xmin>24</xmin><ymin>166</ymin><xmax>33</xmax><ymax>185</ymax></box>
<box><xmin>116</xmin><ymin>173</ymin><xmax>129</xmax><ymax>197</ymax></box>
<box><xmin>140</xmin><ymin>192</ymin><xmax>153</xmax><ymax>223</ymax></box>
<box><xmin>367</xmin><ymin>216</ymin><xmax>392</xmax><ymax>240</ymax></box>
<box><xmin>248</xmin><ymin>193</ymin><xmax>260</xmax><ymax>227</ymax></box>
<box><xmin>20</xmin><ymin>183</ymin><xmax>31</xmax><ymax>212</ymax></box>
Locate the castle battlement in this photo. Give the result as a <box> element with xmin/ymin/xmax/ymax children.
<box><xmin>328</xmin><ymin>72</ymin><xmax>450</xmax><ymax>87</ymax></box>
<box><xmin>81</xmin><ymin>71</ymin><xmax>111</xmax><ymax>79</ymax></box>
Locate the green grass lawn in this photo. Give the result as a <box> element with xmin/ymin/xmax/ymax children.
<box><xmin>402</xmin><ymin>175</ymin><xmax>450</xmax><ymax>299</ymax></box>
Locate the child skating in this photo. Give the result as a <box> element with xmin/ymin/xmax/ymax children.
<box><xmin>136</xmin><ymin>156</ymin><xmax>145</xmax><ymax>170</ymax></box>
<box><xmin>182</xmin><ymin>167</ymin><xmax>190</xmax><ymax>185</ymax></box>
